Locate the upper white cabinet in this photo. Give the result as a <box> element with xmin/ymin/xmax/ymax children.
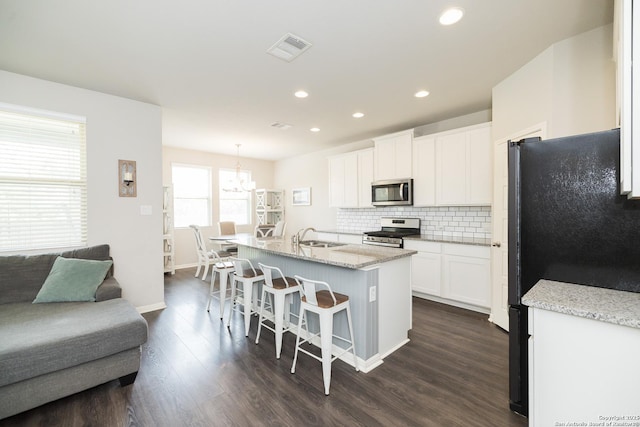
<box><xmin>412</xmin><ymin>135</ymin><xmax>436</xmax><ymax>206</ymax></box>
<box><xmin>328</xmin><ymin>148</ymin><xmax>374</xmax><ymax>208</ymax></box>
<box><xmin>435</xmin><ymin>123</ymin><xmax>492</xmax><ymax>206</ymax></box>
<box><xmin>615</xmin><ymin>0</ymin><xmax>640</xmax><ymax>198</ymax></box>
<box><xmin>373</xmin><ymin>130</ymin><xmax>413</xmax><ymax>180</ymax></box>
<box><xmin>357</xmin><ymin>148</ymin><xmax>374</xmax><ymax>207</ymax></box>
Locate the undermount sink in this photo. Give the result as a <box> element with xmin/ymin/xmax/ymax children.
<box><xmin>299</xmin><ymin>240</ymin><xmax>346</xmax><ymax>248</ymax></box>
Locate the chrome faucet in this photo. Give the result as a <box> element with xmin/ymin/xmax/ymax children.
<box><xmin>294</xmin><ymin>227</ymin><xmax>316</xmax><ymax>245</ymax></box>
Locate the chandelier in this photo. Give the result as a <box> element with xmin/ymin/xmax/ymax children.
<box><xmin>222</xmin><ymin>144</ymin><xmax>256</xmax><ymax>192</ymax></box>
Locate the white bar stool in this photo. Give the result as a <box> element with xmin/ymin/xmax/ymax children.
<box><xmin>291</xmin><ymin>275</ymin><xmax>358</xmax><ymax>395</ymax></box>
<box><xmin>226</xmin><ymin>258</ymin><xmax>264</xmax><ymax>336</ymax></box>
<box><xmin>255</xmin><ymin>263</ymin><xmax>300</xmax><ymax>359</ymax></box>
<box><xmin>206</xmin><ymin>252</ymin><xmax>235</xmax><ymax>320</ymax></box>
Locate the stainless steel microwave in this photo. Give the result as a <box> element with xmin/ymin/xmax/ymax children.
<box><xmin>371</xmin><ymin>178</ymin><xmax>413</xmax><ymax>206</ymax></box>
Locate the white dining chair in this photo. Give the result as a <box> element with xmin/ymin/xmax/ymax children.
<box><xmin>255</xmin><ymin>263</ymin><xmax>299</xmax><ymax>359</ymax></box>
<box><xmin>291</xmin><ymin>275</ymin><xmax>358</xmax><ymax>395</ymax></box>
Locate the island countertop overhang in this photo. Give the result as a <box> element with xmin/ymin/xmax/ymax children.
<box><xmin>230</xmin><ymin>236</ymin><xmax>416</xmax><ymax>269</ymax></box>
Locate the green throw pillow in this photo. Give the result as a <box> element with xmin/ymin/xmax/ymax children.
<box><xmin>33</xmin><ymin>256</ymin><xmax>113</xmax><ymax>303</ymax></box>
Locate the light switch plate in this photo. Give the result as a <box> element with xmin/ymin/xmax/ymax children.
<box><xmin>369</xmin><ymin>286</ymin><xmax>377</xmax><ymax>302</ymax></box>
<box><xmin>140</xmin><ymin>205</ymin><xmax>153</xmax><ymax>215</ymax></box>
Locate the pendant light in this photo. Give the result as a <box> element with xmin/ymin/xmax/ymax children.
<box><xmin>222</xmin><ymin>144</ymin><xmax>256</xmax><ymax>192</ymax></box>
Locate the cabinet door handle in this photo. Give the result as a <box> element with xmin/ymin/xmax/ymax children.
<box><xmin>492</xmin><ymin>242</ymin><xmax>501</xmax><ymax>247</ymax></box>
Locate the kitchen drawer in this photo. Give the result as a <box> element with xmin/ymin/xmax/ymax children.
<box><xmin>403</xmin><ymin>240</ymin><xmax>441</xmax><ymax>253</ymax></box>
<box><xmin>443</xmin><ymin>243</ymin><xmax>489</xmax><ymax>259</ymax></box>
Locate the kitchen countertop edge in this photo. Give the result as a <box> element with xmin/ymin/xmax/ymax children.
<box><xmin>232</xmin><ymin>236</ymin><xmax>417</xmax><ymax>270</ymax></box>
<box><xmin>404</xmin><ymin>235</ymin><xmax>491</xmax><ymax>247</ymax></box>
<box><xmin>522</xmin><ymin>279</ymin><xmax>640</xmax><ymax>329</ymax></box>
<box><xmin>317</xmin><ymin>230</ymin><xmax>491</xmax><ymax>246</ymax></box>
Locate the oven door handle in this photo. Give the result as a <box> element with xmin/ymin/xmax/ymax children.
<box><xmin>362</xmin><ymin>240</ymin><xmax>402</xmax><ymax>248</ymax></box>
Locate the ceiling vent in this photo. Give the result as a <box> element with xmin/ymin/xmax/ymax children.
<box><xmin>270</xmin><ymin>122</ymin><xmax>293</xmax><ymax>130</ymax></box>
<box><xmin>267</xmin><ymin>33</ymin><xmax>312</xmax><ymax>62</ymax></box>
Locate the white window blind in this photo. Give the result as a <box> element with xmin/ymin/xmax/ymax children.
<box><xmin>0</xmin><ymin>106</ymin><xmax>87</xmax><ymax>252</ymax></box>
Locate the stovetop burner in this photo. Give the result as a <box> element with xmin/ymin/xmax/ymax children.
<box><xmin>364</xmin><ymin>230</ymin><xmax>419</xmax><ymax>238</ymax></box>
<box><xmin>362</xmin><ymin>217</ymin><xmax>421</xmax><ymax>248</ymax></box>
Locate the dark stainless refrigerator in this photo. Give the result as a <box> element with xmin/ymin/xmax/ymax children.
<box><xmin>507</xmin><ymin>128</ymin><xmax>640</xmax><ymax>416</ymax></box>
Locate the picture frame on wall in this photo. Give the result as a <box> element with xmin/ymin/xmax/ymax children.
<box><xmin>292</xmin><ymin>187</ymin><xmax>311</xmax><ymax>206</ymax></box>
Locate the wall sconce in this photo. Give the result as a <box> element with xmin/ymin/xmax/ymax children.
<box><xmin>118</xmin><ymin>159</ymin><xmax>137</xmax><ymax>197</ymax></box>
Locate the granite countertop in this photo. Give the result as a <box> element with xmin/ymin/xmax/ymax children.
<box><xmin>231</xmin><ymin>235</ymin><xmax>417</xmax><ymax>269</ymax></box>
<box><xmin>317</xmin><ymin>230</ymin><xmax>491</xmax><ymax>246</ymax></box>
<box><xmin>522</xmin><ymin>279</ymin><xmax>640</xmax><ymax>329</ymax></box>
<box><xmin>315</xmin><ymin>229</ymin><xmax>363</xmax><ymax>236</ymax></box>
<box><xmin>404</xmin><ymin>234</ymin><xmax>491</xmax><ymax>247</ymax></box>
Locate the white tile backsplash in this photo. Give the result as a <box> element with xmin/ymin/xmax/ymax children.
<box><xmin>336</xmin><ymin>206</ymin><xmax>492</xmax><ymax>239</ymax></box>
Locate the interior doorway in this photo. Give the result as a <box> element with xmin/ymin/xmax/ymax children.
<box><xmin>489</xmin><ymin>123</ymin><xmax>546</xmax><ymax>331</ymax></box>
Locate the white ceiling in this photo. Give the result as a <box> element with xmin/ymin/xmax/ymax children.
<box><xmin>0</xmin><ymin>1</ymin><xmax>613</xmax><ymax>160</ymax></box>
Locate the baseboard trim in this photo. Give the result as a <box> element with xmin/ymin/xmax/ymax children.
<box><xmin>379</xmin><ymin>338</ymin><xmax>410</xmax><ymax>360</ymax></box>
<box><xmin>137</xmin><ymin>302</ymin><xmax>167</xmax><ymax>314</ymax></box>
<box><xmin>175</xmin><ymin>263</ymin><xmax>199</xmax><ymax>270</ymax></box>
<box><xmin>412</xmin><ymin>292</ymin><xmax>491</xmax><ymax>315</ymax></box>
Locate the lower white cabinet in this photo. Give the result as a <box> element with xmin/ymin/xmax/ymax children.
<box><xmin>411</xmin><ymin>251</ymin><xmax>441</xmax><ymax>295</ymax></box>
<box><xmin>404</xmin><ymin>240</ymin><xmax>491</xmax><ymax>312</ymax></box>
<box><xmin>528</xmin><ymin>307</ymin><xmax>640</xmax><ymax>425</ymax></box>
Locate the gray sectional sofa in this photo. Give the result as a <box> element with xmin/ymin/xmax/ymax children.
<box><xmin>0</xmin><ymin>244</ymin><xmax>148</xmax><ymax>419</ymax></box>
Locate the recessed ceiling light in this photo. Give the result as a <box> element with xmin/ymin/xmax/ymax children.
<box><xmin>352</xmin><ymin>112</ymin><xmax>364</xmax><ymax>118</ymax></box>
<box><xmin>294</xmin><ymin>90</ymin><xmax>308</xmax><ymax>98</ymax></box>
<box><xmin>310</xmin><ymin>127</ymin><xmax>320</xmax><ymax>132</ymax></box>
<box><xmin>414</xmin><ymin>90</ymin><xmax>430</xmax><ymax>98</ymax></box>
<box><xmin>439</xmin><ymin>7</ymin><xmax>464</xmax><ymax>26</ymax></box>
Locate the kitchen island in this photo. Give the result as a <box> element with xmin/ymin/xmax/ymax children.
<box><xmin>231</xmin><ymin>235</ymin><xmax>417</xmax><ymax>372</ymax></box>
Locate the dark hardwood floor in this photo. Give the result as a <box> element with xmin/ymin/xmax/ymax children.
<box><xmin>1</xmin><ymin>268</ymin><xmax>527</xmax><ymax>427</ymax></box>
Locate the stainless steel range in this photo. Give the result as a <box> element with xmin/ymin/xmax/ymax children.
<box><xmin>362</xmin><ymin>217</ymin><xmax>420</xmax><ymax>248</ymax></box>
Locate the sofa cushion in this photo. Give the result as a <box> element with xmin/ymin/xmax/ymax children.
<box><xmin>0</xmin><ymin>244</ymin><xmax>111</xmax><ymax>305</ymax></box>
<box><xmin>33</xmin><ymin>257</ymin><xmax>113</xmax><ymax>303</ymax></box>
<box><xmin>0</xmin><ymin>299</ymin><xmax>148</xmax><ymax>387</ymax></box>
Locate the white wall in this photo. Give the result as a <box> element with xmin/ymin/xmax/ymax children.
<box><xmin>493</xmin><ymin>24</ymin><xmax>615</xmax><ymax>142</ymax></box>
<box><xmin>162</xmin><ymin>146</ymin><xmax>275</xmax><ymax>267</ymax></box>
<box><xmin>273</xmin><ymin>140</ymin><xmax>373</xmax><ymax>236</ymax></box>
<box><xmin>0</xmin><ymin>70</ymin><xmax>164</xmax><ymax>312</ymax></box>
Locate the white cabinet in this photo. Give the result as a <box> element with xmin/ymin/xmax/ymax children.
<box><xmin>615</xmin><ymin>0</ymin><xmax>640</xmax><ymax>198</ymax></box>
<box><xmin>407</xmin><ymin>241</ymin><xmax>441</xmax><ymax>296</ymax></box>
<box><xmin>373</xmin><ymin>130</ymin><xmax>413</xmax><ymax>180</ymax></box>
<box><xmin>435</xmin><ymin>123</ymin><xmax>492</xmax><ymax>206</ymax></box>
<box><xmin>528</xmin><ymin>307</ymin><xmax>640</xmax><ymax>425</ymax></box>
<box><xmin>328</xmin><ymin>148</ymin><xmax>373</xmax><ymax>208</ymax></box>
<box><xmin>404</xmin><ymin>240</ymin><xmax>490</xmax><ymax>313</ymax></box>
<box><xmin>441</xmin><ymin>244</ymin><xmax>491</xmax><ymax>308</ymax></box>
<box><xmin>412</xmin><ymin>136</ymin><xmax>436</xmax><ymax>206</ymax></box>
<box><xmin>255</xmin><ymin>189</ymin><xmax>284</xmax><ymax>225</ymax></box>
<box><xmin>162</xmin><ymin>186</ymin><xmax>175</xmax><ymax>275</ymax></box>
<box><xmin>358</xmin><ymin>148</ymin><xmax>374</xmax><ymax>207</ymax></box>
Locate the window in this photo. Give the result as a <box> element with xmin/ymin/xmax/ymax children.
<box><xmin>0</xmin><ymin>105</ymin><xmax>87</xmax><ymax>252</ymax></box>
<box><xmin>219</xmin><ymin>169</ymin><xmax>252</xmax><ymax>225</ymax></box>
<box><xmin>172</xmin><ymin>164</ymin><xmax>211</xmax><ymax>228</ymax></box>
